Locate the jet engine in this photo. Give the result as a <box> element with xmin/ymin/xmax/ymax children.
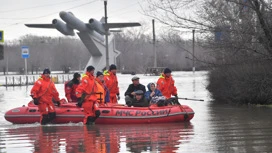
<box><xmin>59</xmin><ymin>11</ymin><xmax>88</xmax><ymax>32</ymax></box>
<box><xmin>88</xmin><ymin>18</ymin><xmax>106</xmax><ymax>35</ymax></box>
<box><xmin>52</xmin><ymin>19</ymin><xmax>75</xmax><ymax>36</ymax></box>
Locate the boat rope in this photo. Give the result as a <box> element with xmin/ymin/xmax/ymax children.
<box><xmin>167</xmin><ymin>107</ymin><xmax>171</xmax><ymax>116</ymax></box>
<box><xmin>56</xmin><ymin>108</ymin><xmax>83</xmax><ymax>114</ymax></box>
<box><xmin>179</xmin><ymin>105</ymin><xmax>189</xmax><ymax>121</ymax></box>
<box><xmin>172</xmin><ymin>98</ymin><xmax>189</xmax><ymax>121</ymax></box>
<box><xmin>147</xmin><ymin>105</ymin><xmax>155</xmax><ymax>115</ymax></box>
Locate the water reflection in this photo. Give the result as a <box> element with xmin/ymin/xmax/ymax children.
<box><xmin>124</xmin><ymin>123</ymin><xmax>193</xmax><ymax>153</ymax></box>
<box><xmin>192</xmin><ymin>77</ymin><xmax>196</xmax><ymax>97</ymax></box>
<box><xmin>1</xmin><ymin>123</ymin><xmax>194</xmax><ymax>153</ymax></box>
<box><xmin>208</xmin><ymin>103</ymin><xmax>272</xmax><ymax>152</ymax></box>
<box><xmin>0</xmin><ymin>92</ymin><xmax>3</xmax><ymax>103</ymax></box>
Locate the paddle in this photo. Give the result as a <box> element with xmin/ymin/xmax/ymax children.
<box><xmin>177</xmin><ymin>97</ymin><xmax>204</xmax><ymax>101</ymax></box>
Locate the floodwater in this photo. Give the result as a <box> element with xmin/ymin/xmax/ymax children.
<box><xmin>0</xmin><ymin>71</ymin><xmax>272</xmax><ymax>153</ymax></box>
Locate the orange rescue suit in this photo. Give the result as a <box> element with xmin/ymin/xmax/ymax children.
<box><xmin>76</xmin><ymin>72</ymin><xmax>98</xmax><ymax>124</ymax></box>
<box><xmin>156</xmin><ymin>73</ymin><xmax>177</xmax><ymax>99</ymax></box>
<box><xmin>103</xmin><ymin>70</ymin><xmax>119</xmax><ymax>103</ymax></box>
<box><xmin>30</xmin><ymin>75</ymin><xmax>60</xmax><ymax>122</ymax></box>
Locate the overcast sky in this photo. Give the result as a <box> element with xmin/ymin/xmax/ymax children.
<box><xmin>1</xmin><ymin>0</ymin><xmax>151</xmax><ymax>41</ymax></box>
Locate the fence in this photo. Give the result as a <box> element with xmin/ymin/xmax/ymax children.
<box><xmin>144</xmin><ymin>67</ymin><xmax>165</xmax><ymax>76</ymax></box>
<box><xmin>3</xmin><ymin>74</ymin><xmax>73</xmax><ymax>86</ymax></box>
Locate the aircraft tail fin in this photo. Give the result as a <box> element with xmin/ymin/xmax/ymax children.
<box><xmin>100</xmin><ymin>17</ymin><xmax>105</xmax><ymax>23</ymax></box>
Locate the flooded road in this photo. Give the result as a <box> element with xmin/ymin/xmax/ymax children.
<box><xmin>0</xmin><ymin>71</ymin><xmax>272</xmax><ymax>153</ymax></box>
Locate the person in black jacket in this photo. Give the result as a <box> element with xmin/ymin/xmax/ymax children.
<box><xmin>125</xmin><ymin>76</ymin><xmax>146</xmax><ymax>106</ymax></box>
<box><xmin>65</xmin><ymin>73</ymin><xmax>81</xmax><ymax>102</ymax></box>
<box><xmin>127</xmin><ymin>90</ymin><xmax>149</xmax><ymax>107</ymax></box>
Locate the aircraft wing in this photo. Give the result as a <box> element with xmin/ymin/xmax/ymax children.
<box><xmin>25</xmin><ymin>22</ymin><xmax>141</xmax><ymax>30</ymax></box>
<box><xmin>109</xmin><ymin>29</ymin><xmax>122</xmax><ymax>32</ymax></box>
<box><xmin>25</xmin><ymin>24</ymin><xmax>55</xmax><ymax>29</ymax></box>
<box><xmin>104</xmin><ymin>23</ymin><xmax>141</xmax><ymax>29</ymax></box>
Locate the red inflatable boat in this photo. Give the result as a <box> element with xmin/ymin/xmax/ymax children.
<box><xmin>4</xmin><ymin>100</ymin><xmax>194</xmax><ymax>124</ymax></box>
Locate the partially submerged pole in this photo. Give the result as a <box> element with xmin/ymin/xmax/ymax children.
<box><xmin>192</xmin><ymin>29</ymin><xmax>195</xmax><ymax>73</ymax></box>
<box><xmin>104</xmin><ymin>0</ymin><xmax>109</xmax><ymax>70</ymax></box>
<box><xmin>152</xmin><ymin>19</ymin><xmax>157</xmax><ymax>68</ymax></box>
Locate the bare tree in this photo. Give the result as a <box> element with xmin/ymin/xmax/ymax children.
<box><xmin>0</xmin><ymin>35</ymin><xmax>90</xmax><ymax>74</ymax></box>
<box><xmin>143</xmin><ymin>0</ymin><xmax>272</xmax><ymax>65</ymax></box>
<box><xmin>1</xmin><ymin>30</ymin><xmax>207</xmax><ymax>74</ymax></box>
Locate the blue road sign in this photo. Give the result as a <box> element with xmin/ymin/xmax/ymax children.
<box><xmin>21</xmin><ymin>46</ymin><xmax>29</xmax><ymax>58</ymax></box>
<box><xmin>0</xmin><ymin>31</ymin><xmax>3</xmax><ymax>43</ymax></box>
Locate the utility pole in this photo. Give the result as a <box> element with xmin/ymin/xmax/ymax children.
<box><xmin>104</xmin><ymin>0</ymin><xmax>109</xmax><ymax>70</ymax></box>
<box><xmin>6</xmin><ymin>46</ymin><xmax>8</xmax><ymax>75</ymax></box>
<box><xmin>152</xmin><ymin>19</ymin><xmax>157</xmax><ymax>67</ymax></box>
<box><xmin>192</xmin><ymin>29</ymin><xmax>195</xmax><ymax>73</ymax></box>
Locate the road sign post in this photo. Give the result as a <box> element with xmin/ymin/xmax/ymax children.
<box><xmin>0</xmin><ymin>31</ymin><xmax>4</xmax><ymax>64</ymax></box>
<box><xmin>21</xmin><ymin>46</ymin><xmax>29</xmax><ymax>75</ymax></box>
<box><xmin>0</xmin><ymin>30</ymin><xmax>4</xmax><ymax>43</ymax></box>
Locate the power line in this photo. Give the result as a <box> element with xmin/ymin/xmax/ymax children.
<box><xmin>4</xmin><ymin>0</ymin><xmax>99</xmax><ymax>28</ymax></box>
<box><xmin>111</xmin><ymin>1</ymin><xmax>139</xmax><ymax>14</ymax></box>
<box><xmin>0</xmin><ymin>17</ymin><xmax>31</xmax><ymax>20</ymax></box>
<box><xmin>109</xmin><ymin>1</ymin><xmax>140</xmax><ymax>18</ymax></box>
<box><xmin>0</xmin><ymin>0</ymin><xmax>85</xmax><ymax>14</ymax></box>
<box><xmin>64</xmin><ymin>0</ymin><xmax>98</xmax><ymax>11</ymax></box>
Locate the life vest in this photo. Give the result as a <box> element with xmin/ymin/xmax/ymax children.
<box><xmin>103</xmin><ymin>70</ymin><xmax>119</xmax><ymax>97</ymax></box>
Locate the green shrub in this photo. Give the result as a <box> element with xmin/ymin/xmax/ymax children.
<box><xmin>207</xmin><ymin>61</ymin><xmax>272</xmax><ymax>105</ymax></box>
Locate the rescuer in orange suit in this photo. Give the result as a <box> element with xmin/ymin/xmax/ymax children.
<box><xmin>76</xmin><ymin>66</ymin><xmax>100</xmax><ymax>125</ymax></box>
<box><xmin>64</xmin><ymin>72</ymin><xmax>81</xmax><ymax>102</ymax></box>
<box><xmin>103</xmin><ymin>64</ymin><xmax>120</xmax><ymax>103</ymax></box>
<box><xmin>156</xmin><ymin>68</ymin><xmax>178</xmax><ymax>99</ymax></box>
<box><xmin>30</xmin><ymin>68</ymin><xmax>61</xmax><ymax>125</ymax></box>
<box><xmin>95</xmin><ymin>71</ymin><xmax>110</xmax><ymax>106</ymax></box>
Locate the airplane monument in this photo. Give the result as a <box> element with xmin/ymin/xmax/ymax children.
<box><xmin>25</xmin><ymin>11</ymin><xmax>141</xmax><ymax>71</ymax></box>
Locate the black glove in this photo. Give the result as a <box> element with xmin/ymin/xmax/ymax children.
<box><xmin>126</xmin><ymin>101</ymin><xmax>132</xmax><ymax>107</ymax></box>
<box><xmin>174</xmin><ymin>95</ymin><xmax>178</xmax><ymax>102</ymax></box>
<box><xmin>33</xmin><ymin>98</ymin><xmax>39</xmax><ymax>105</ymax></box>
<box><xmin>95</xmin><ymin>110</ymin><xmax>101</xmax><ymax>117</ymax></box>
<box><xmin>174</xmin><ymin>95</ymin><xmax>180</xmax><ymax>105</ymax></box>
<box><xmin>55</xmin><ymin>101</ymin><xmax>61</xmax><ymax>107</ymax></box>
<box><xmin>77</xmin><ymin>98</ymin><xmax>82</xmax><ymax>107</ymax></box>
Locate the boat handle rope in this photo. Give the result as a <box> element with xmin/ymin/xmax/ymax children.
<box><xmin>56</xmin><ymin>108</ymin><xmax>83</xmax><ymax>114</ymax></box>
<box><xmin>172</xmin><ymin>98</ymin><xmax>189</xmax><ymax>121</ymax></box>
<box><xmin>167</xmin><ymin>108</ymin><xmax>171</xmax><ymax>116</ymax></box>
<box><xmin>179</xmin><ymin>105</ymin><xmax>189</xmax><ymax>121</ymax></box>
<box><xmin>147</xmin><ymin>106</ymin><xmax>155</xmax><ymax>115</ymax></box>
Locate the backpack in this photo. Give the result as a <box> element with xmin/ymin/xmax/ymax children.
<box><xmin>150</xmin><ymin>96</ymin><xmax>166</xmax><ymax>104</ymax></box>
<box><xmin>156</xmin><ymin>100</ymin><xmax>166</xmax><ymax>107</ymax></box>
